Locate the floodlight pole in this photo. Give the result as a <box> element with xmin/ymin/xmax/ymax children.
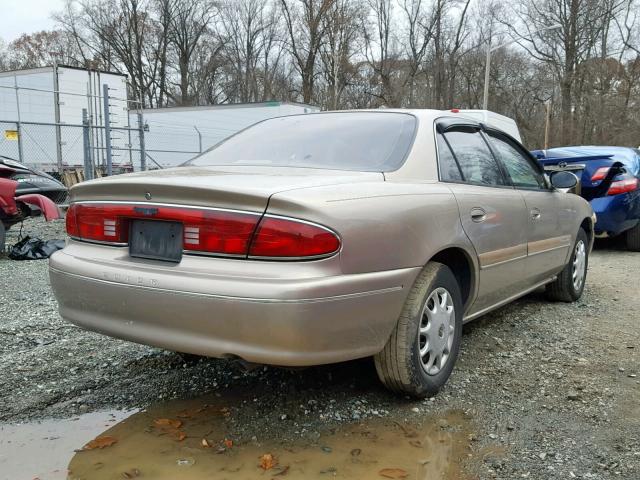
<box><xmin>482</xmin><ymin>40</ymin><xmax>492</xmax><ymax>110</ymax></box>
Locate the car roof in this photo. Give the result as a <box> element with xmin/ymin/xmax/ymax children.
<box><xmin>334</xmin><ymin>109</ymin><xmax>521</xmax><ymax>138</ymax></box>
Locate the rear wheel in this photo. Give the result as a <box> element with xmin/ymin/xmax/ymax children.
<box><xmin>546</xmin><ymin>228</ymin><xmax>589</xmax><ymax>302</ymax></box>
<box><xmin>625</xmin><ymin>222</ymin><xmax>640</xmax><ymax>251</ymax></box>
<box><xmin>374</xmin><ymin>262</ymin><xmax>463</xmax><ymax>398</ymax></box>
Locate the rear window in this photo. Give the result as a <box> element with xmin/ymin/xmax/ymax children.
<box><xmin>187</xmin><ymin>112</ymin><xmax>417</xmax><ymax>172</ymax></box>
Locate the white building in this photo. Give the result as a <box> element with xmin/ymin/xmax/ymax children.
<box><xmin>136</xmin><ymin>102</ymin><xmax>320</xmax><ymax>168</ymax></box>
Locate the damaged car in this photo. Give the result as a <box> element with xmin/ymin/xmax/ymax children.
<box><xmin>0</xmin><ymin>155</ymin><xmax>68</xmax><ymax>205</ymax></box>
<box><xmin>49</xmin><ymin>110</ymin><xmax>594</xmax><ymax>397</ymax></box>
<box><xmin>532</xmin><ymin>146</ymin><xmax>640</xmax><ymax>250</ymax></box>
<box><xmin>0</xmin><ymin>160</ymin><xmax>62</xmax><ymax>252</ymax></box>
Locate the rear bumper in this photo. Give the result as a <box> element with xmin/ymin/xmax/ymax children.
<box><xmin>49</xmin><ymin>244</ymin><xmax>418</xmax><ymax>366</ymax></box>
<box><xmin>591</xmin><ymin>191</ymin><xmax>640</xmax><ymax>237</ymax></box>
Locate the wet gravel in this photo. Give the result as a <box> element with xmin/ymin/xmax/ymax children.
<box><xmin>1</xmin><ymin>217</ymin><xmax>639</xmax><ymax>479</ymax></box>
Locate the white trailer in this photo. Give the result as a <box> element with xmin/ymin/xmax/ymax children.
<box><xmin>0</xmin><ymin>65</ymin><xmax>130</xmax><ymax>171</ymax></box>
<box><xmin>135</xmin><ymin>102</ymin><xmax>320</xmax><ymax>168</ymax></box>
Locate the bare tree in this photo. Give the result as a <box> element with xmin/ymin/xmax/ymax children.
<box><xmin>362</xmin><ymin>0</ymin><xmax>399</xmax><ymax>106</ymax></box>
<box><xmin>319</xmin><ymin>0</ymin><xmax>362</xmax><ymax>109</ymax></box>
<box><xmin>219</xmin><ymin>0</ymin><xmax>283</xmax><ymax>103</ymax></box>
<box><xmin>513</xmin><ymin>0</ymin><xmax>614</xmax><ymax>143</ymax></box>
<box><xmin>281</xmin><ymin>0</ymin><xmax>335</xmax><ymax>103</ymax></box>
<box><xmin>6</xmin><ymin>31</ymin><xmax>81</xmax><ymax>69</ymax></box>
<box><xmin>39</xmin><ymin>0</ymin><xmax>639</xmax><ymax>148</ymax></box>
<box><xmin>398</xmin><ymin>0</ymin><xmax>439</xmax><ymax>106</ymax></box>
<box><xmin>168</xmin><ymin>0</ymin><xmax>218</xmax><ymax>105</ymax></box>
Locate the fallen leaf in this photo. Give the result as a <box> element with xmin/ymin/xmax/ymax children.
<box><xmin>272</xmin><ymin>465</ymin><xmax>290</xmax><ymax>476</ymax></box>
<box><xmin>320</xmin><ymin>467</ymin><xmax>337</xmax><ymax>474</ymax></box>
<box><xmin>176</xmin><ymin>457</ymin><xmax>195</xmax><ymax>467</ymax></box>
<box><xmin>153</xmin><ymin>418</ymin><xmax>182</xmax><ymax>429</ymax></box>
<box><xmin>177</xmin><ymin>405</ymin><xmax>208</xmax><ymax>418</ymax></box>
<box><xmin>379</xmin><ymin>468</ymin><xmax>409</xmax><ymax>479</ymax></box>
<box><xmin>201</xmin><ymin>439</ymin><xmax>211</xmax><ymax>448</ymax></box>
<box><xmin>82</xmin><ymin>436</ymin><xmax>118</xmax><ymax>450</ymax></box>
<box><xmin>259</xmin><ymin>453</ymin><xmax>277</xmax><ymax>470</ymax></box>
<box><xmin>224</xmin><ymin>439</ymin><xmax>233</xmax><ymax>449</ymax></box>
<box><xmin>350</xmin><ymin>448</ymin><xmax>362</xmax><ymax>456</ymax></box>
<box><xmin>174</xmin><ymin>430</ymin><xmax>186</xmax><ymax>441</ymax></box>
<box><xmin>121</xmin><ymin>468</ymin><xmax>141</xmax><ymax>478</ymax></box>
<box><xmin>393</xmin><ymin>422</ymin><xmax>418</xmax><ymax>438</ymax></box>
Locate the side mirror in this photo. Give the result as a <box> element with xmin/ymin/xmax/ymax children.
<box><xmin>550</xmin><ymin>170</ymin><xmax>578</xmax><ymax>191</ymax></box>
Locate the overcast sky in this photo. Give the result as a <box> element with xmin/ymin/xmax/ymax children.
<box><xmin>0</xmin><ymin>0</ymin><xmax>65</xmax><ymax>43</ymax></box>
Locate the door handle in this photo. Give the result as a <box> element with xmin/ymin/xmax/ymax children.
<box><xmin>470</xmin><ymin>207</ymin><xmax>487</xmax><ymax>223</ymax></box>
<box><xmin>530</xmin><ymin>208</ymin><xmax>541</xmax><ymax>220</ymax></box>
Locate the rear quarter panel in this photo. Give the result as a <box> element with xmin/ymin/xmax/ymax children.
<box><xmin>266</xmin><ymin>181</ymin><xmax>478</xmax><ymax>280</ymax></box>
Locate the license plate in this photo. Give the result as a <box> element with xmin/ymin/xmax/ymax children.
<box><xmin>129</xmin><ymin>219</ymin><xmax>183</xmax><ymax>263</ymax></box>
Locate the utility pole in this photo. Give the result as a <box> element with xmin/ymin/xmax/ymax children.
<box><xmin>544</xmin><ymin>100</ymin><xmax>552</xmax><ymax>150</ymax></box>
<box><xmin>482</xmin><ymin>37</ymin><xmax>491</xmax><ymax>110</ymax></box>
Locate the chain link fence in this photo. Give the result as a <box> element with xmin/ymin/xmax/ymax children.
<box><xmin>0</xmin><ymin>119</ymin><xmax>144</xmax><ymax>178</ymax></box>
<box><xmin>0</xmin><ymin>68</ymin><xmax>204</xmax><ymax>184</ymax></box>
<box><xmin>2</xmin><ymin>120</ymin><xmax>125</xmax><ymax>165</ymax></box>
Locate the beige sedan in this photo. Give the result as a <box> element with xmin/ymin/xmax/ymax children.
<box><xmin>49</xmin><ymin>110</ymin><xmax>594</xmax><ymax>397</ymax></box>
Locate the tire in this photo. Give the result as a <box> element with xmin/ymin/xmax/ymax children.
<box><xmin>374</xmin><ymin>262</ymin><xmax>463</xmax><ymax>398</ymax></box>
<box><xmin>625</xmin><ymin>222</ymin><xmax>640</xmax><ymax>251</ymax></box>
<box><xmin>546</xmin><ymin>228</ymin><xmax>589</xmax><ymax>302</ymax></box>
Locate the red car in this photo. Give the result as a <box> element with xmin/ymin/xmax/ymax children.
<box><xmin>0</xmin><ymin>163</ymin><xmax>62</xmax><ymax>251</ymax></box>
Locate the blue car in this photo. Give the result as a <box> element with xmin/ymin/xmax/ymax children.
<box><xmin>532</xmin><ymin>146</ymin><xmax>640</xmax><ymax>251</ymax></box>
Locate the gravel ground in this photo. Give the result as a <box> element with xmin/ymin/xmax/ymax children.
<box><xmin>1</xmin><ymin>217</ymin><xmax>639</xmax><ymax>479</ymax></box>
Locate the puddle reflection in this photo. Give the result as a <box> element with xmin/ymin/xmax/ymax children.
<box><xmin>0</xmin><ymin>410</ymin><xmax>133</xmax><ymax>480</ymax></box>
<box><xmin>67</xmin><ymin>395</ymin><xmax>472</xmax><ymax>480</ymax></box>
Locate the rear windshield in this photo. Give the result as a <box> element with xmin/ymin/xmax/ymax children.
<box><xmin>187</xmin><ymin>112</ymin><xmax>417</xmax><ymax>172</ymax></box>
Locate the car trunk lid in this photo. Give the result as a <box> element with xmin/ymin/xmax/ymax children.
<box><xmin>69</xmin><ymin>165</ymin><xmax>385</xmax><ymax>212</ymax></box>
<box><xmin>532</xmin><ymin>151</ymin><xmax>627</xmax><ymax>200</ymax></box>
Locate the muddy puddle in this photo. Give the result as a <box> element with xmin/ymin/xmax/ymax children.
<box><xmin>63</xmin><ymin>396</ymin><xmax>474</xmax><ymax>480</ymax></box>
<box><xmin>0</xmin><ymin>410</ymin><xmax>134</xmax><ymax>480</ymax></box>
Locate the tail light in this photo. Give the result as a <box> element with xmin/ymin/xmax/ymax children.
<box><xmin>249</xmin><ymin>216</ymin><xmax>341</xmax><ymax>258</ymax></box>
<box><xmin>65</xmin><ymin>203</ymin><xmax>79</xmax><ymax>237</ymax></box>
<box><xmin>66</xmin><ymin>203</ymin><xmax>128</xmax><ymax>243</ymax></box>
<box><xmin>66</xmin><ymin>203</ymin><xmax>260</xmax><ymax>255</ymax></box>
<box><xmin>607</xmin><ymin>177</ymin><xmax>639</xmax><ymax>196</ymax></box>
<box><xmin>591</xmin><ymin>167</ymin><xmax>610</xmax><ymax>182</ymax></box>
<box><xmin>66</xmin><ymin>203</ymin><xmax>341</xmax><ymax>260</ymax></box>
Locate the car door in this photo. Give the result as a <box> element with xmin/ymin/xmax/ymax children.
<box><xmin>484</xmin><ymin>130</ymin><xmax>572</xmax><ymax>283</ymax></box>
<box><xmin>436</xmin><ymin>122</ymin><xmax>530</xmax><ymax>315</ymax></box>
